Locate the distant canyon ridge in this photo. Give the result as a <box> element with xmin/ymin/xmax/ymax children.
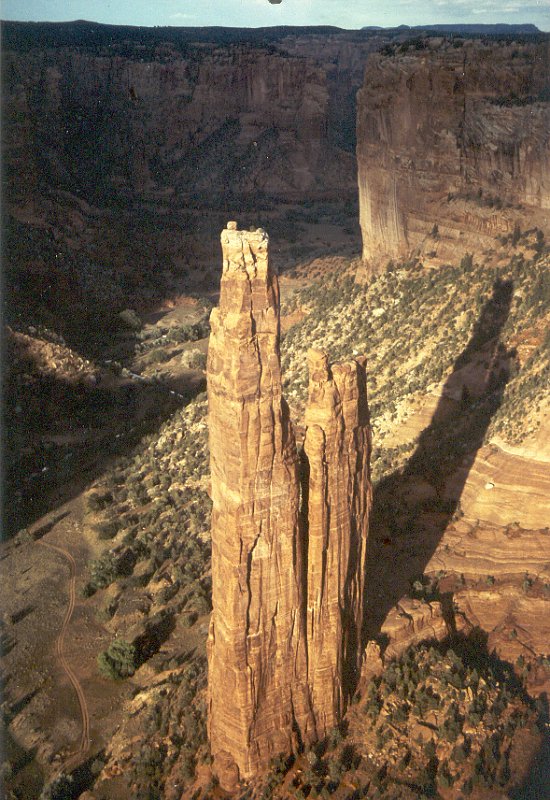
<box><xmin>3</xmin><ymin>23</ymin><xmax>379</xmax><ymax>210</ymax></box>
<box><xmin>3</xmin><ymin>22</ymin><xmax>549</xmax><ymax>284</ymax></box>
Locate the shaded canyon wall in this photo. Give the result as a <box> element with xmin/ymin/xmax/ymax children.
<box><xmin>3</xmin><ymin>26</ymin><xmax>381</xmax><ymax>210</ymax></box>
<box><xmin>2</xmin><ymin>23</ymin><xmax>380</xmax><ymax>316</ymax></box>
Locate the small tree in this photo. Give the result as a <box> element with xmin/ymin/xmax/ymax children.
<box><xmin>39</xmin><ymin>774</ymin><xmax>73</xmax><ymax>800</ymax></box>
<box><xmin>118</xmin><ymin>308</ymin><xmax>142</xmax><ymax>331</ymax></box>
<box><xmin>98</xmin><ymin>638</ymin><xmax>136</xmax><ymax>679</ymax></box>
<box><xmin>460</xmin><ymin>253</ymin><xmax>473</xmax><ymax>271</ymax></box>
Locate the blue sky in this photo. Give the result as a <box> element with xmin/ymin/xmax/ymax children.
<box><xmin>1</xmin><ymin>0</ymin><xmax>549</xmax><ymax>31</ymax></box>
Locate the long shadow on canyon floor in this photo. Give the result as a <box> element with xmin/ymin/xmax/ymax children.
<box><xmin>362</xmin><ymin>277</ymin><xmax>515</xmax><ymax>645</ymax></box>
<box><xmin>3</xmin><ymin>371</ymin><xmax>204</xmax><ymax>537</ymax></box>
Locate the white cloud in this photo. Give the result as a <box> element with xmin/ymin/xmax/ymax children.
<box><xmin>433</xmin><ymin>0</ymin><xmax>542</xmax><ymax>9</ymax></box>
<box><xmin>169</xmin><ymin>11</ymin><xmax>196</xmax><ymax>20</ymax></box>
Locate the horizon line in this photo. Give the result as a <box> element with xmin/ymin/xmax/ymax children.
<box><xmin>1</xmin><ymin>18</ymin><xmax>547</xmax><ymax>33</ymax></box>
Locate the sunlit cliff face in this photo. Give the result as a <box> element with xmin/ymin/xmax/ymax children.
<box><xmin>207</xmin><ymin>223</ymin><xmax>371</xmax><ymax>788</ymax></box>
<box><xmin>357</xmin><ymin>41</ymin><xmax>550</xmax><ymax>271</ymax></box>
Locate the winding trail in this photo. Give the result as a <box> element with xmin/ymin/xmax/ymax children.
<box><xmin>38</xmin><ymin>539</ymin><xmax>91</xmax><ymax>765</ymax></box>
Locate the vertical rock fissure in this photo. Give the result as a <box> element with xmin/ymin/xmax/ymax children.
<box><xmin>245</xmin><ymin>531</ymin><xmax>261</xmax><ymax>648</ymax></box>
<box><xmin>207</xmin><ymin>224</ymin><xmax>371</xmax><ymax>788</ymax></box>
<box><xmin>320</xmin><ymin>463</ymin><xmax>329</xmax><ymax>613</ymax></box>
<box><xmin>298</xmin><ymin>447</ymin><xmax>311</xmax><ymax>676</ymax></box>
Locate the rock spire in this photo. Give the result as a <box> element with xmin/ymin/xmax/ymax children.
<box><xmin>303</xmin><ymin>349</ymin><xmax>371</xmax><ymax>737</ymax></box>
<box><xmin>207</xmin><ymin>223</ymin><xmax>371</xmax><ymax>789</ymax></box>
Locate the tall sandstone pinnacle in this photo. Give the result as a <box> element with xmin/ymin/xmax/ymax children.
<box><xmin>207</xmin><ymin>223</ymin><xmax>371</xmax><ymax>789</ymax></box>
<box><xmin>207</xmin><ymin>222</ymin><xmax>315</xmax><ymax>787</ymax></box>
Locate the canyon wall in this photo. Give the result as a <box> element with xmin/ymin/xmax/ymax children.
<box><xmin>207</xmin><ymin>225</ymin><xmax>371</xmax><ymax>787</ymax></box>
<box><xmin>3</xmin><ymin>25</ymin><xmax>380</xmax><ymax>210</ymax></box>
<box><xmin>5</xmin><ymin>25</ymin><xmax>550</xmax><ymax>292</ymax></box>
<box><xmin>357</xmin><ymin>39</ymin><xmax>550</xmax><ymax>271</ymax></box>
<box><xmin>2</xmin><ymin>22</ymin><xmax>380</xmax><ymax>314</ymax></box>
<box><xmin>4</xmin><ymin>46</ymin><xmax>330</xmax><ymax>204</ymax></box>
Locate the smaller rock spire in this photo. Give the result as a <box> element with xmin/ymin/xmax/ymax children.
<box><xmin>303</xmin><ymin>348</ymin><xmax>372</xmax><ymax>737</ymax></box>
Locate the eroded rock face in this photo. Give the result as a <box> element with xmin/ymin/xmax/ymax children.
<box><xmin>207</xmin><ymin>225</ymin><xmax>371</xmax><ymax>787</ymax></box>
<box><xmin>207</xmin><ymin>223</ymin><xmax>314</xmax><ymax>786</ymax></box>
<box><xmin>3</xmin><ymin>32</ymin><xmax>379</xmax><ymax>209</ymax></box>
<box><xmin>2</xmin><ymin>26</ymin><xmax>381</xmax><ymax>314</ymax></box>
<box><xmin>303</xmin><ymin>349</ymin><xmax>371</xmax><ymax>736</ymax></box>
<box><xmin>357</xmin><ymin>40</ymin><xmax>550</xmax><ymax>271</ymax></box>
<box><xmin>379</xmin><ymin>598</ymin><xmax>451</xmax><ymax>661</ymax></box>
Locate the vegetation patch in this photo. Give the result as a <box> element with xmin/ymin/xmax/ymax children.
<box><xmin>281</xmin><ymin>238</ymin><xmax>550</xmax><ymax>479</ymax></box>
<box><xmin>248</xmin><ymin>635</ymin><xmax>537</xmax><ymax>800</ymax></box>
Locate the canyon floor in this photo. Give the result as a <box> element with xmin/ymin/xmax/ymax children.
<box><xmin>2</xmin><ymin>219</ymin><xmax>550</xmax><ymax>800</ymax></box>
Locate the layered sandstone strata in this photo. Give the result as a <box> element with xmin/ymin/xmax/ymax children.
<box><xmin>207</xmin><ymin>225</ymin><xmax>371</xmax><ymax>787</ymax></box>
<box><xmin>303</xmin><ymin>350</ymin><xmax>371</xmax><ymax>736</ymax></box>
<box><xmin>3</xmin><ymin>30</ymin><xmax>376</xmax><ymax>208</ymax></box>
<box><xmin>357</xmin><ymin>40</ymin><xmax>550</xmax><ymax>271</ymax></box>
<box><xmin>207</xmin><ymin>223</ymin><xmax>314</xmax><ymax>787</ymax></box>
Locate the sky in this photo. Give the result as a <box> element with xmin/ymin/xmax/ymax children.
<box><xmin>1</xmin><ymin>0</ymin><xmax>549</xmax><ymax>31</ymax></box>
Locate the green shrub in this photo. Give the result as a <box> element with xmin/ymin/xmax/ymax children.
<box><xmin>183</xmin><ymin>349</ymin><xmax>207</xmax><ymax>370</ymax></box>
<box><xmin>86</xmin><ymin>490</ymin><xmax>113</xmax><ymax>512</ymax></box>
<box><xmin>39</xmin><ymin>773</ymin><xmax>74</xmax><ymax>800</ymax></box>
<box><xmin>93</xmin><ymin>519</ymin><xmax>121</xmax><ymax>540</ymax></box>
<box><xmin>98</xmin><ymin>638</ymin><xmax>137</xmax><ymax>679</ymax></box>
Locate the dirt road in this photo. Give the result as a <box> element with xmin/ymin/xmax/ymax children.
<box><xmin>38</xmin><ymin>538</ymin><xmax>91</xmax><ymax>765</ymax></box>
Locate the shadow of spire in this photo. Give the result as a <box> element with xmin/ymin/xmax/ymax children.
<box><xmin>363</xmin><ymin>277</ymin><xmax>516</xmax><ymax>643</ymax></box>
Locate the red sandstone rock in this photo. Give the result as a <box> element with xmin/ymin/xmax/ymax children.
<box><xmin>356</xmin><ymin>41</ymin><xmax>550</xmax><ymax>272</ymax></box>
<box><xmin>363</xmin><ymin>640</ymin><xmax>384</xmax><ymax>680</ymax></box>
<box><xmin>380</xmin><ymin>598</ymin><xmax>451</xmax><ymax>661</ymax></box>
<box><xmin>3</xmin><ymin>35</ymin><xmax>376</xmax><ymax>208</ymax></box>
<box><xmin>207</xmin><ymin>224</ymin><xmax>314</xmax><ymax>787</ymax></box>
<box><xmin>303</xmin><ymin>349</ymin><xmax>371</xmax><ymax>737</ymax></box>
<box><xmin>207</xmin><ymin>226</ymin><xmax>372</xmax><ymax>787</ymax></box>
